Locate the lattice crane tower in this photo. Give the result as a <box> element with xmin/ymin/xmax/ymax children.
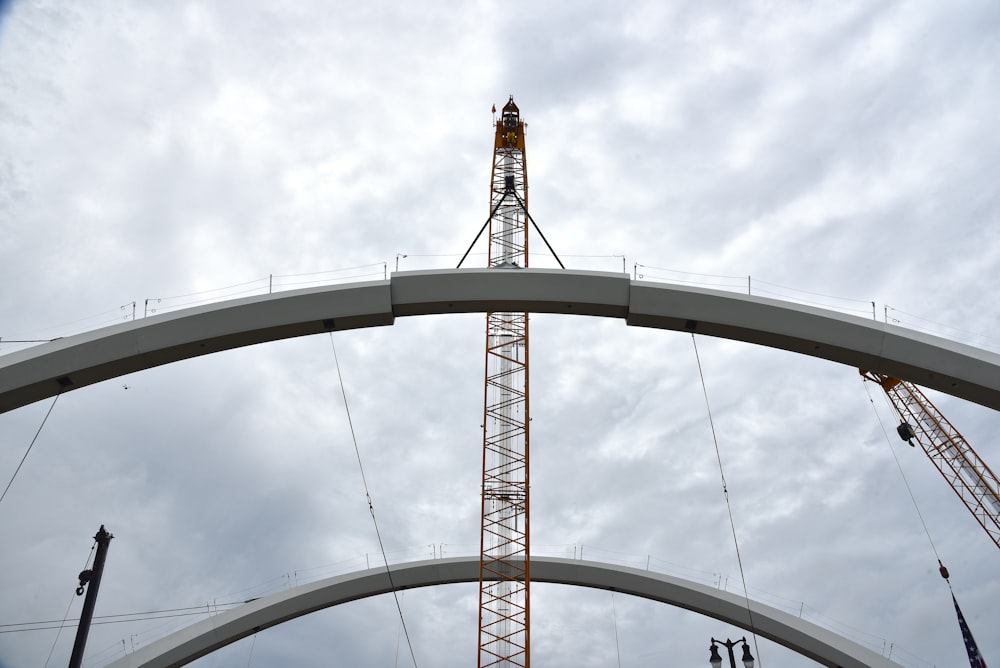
<box><xmin>478</xmin><ymin>96</ymin><xmax>531</xmax><ymax>668</ymax></box>
<box><xmin>861</xmin><ymin>370</ymin><xmax>1000</xmax><ymax>550</ymax></box>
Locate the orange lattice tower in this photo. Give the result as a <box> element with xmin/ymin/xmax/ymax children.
<box><xmin>478</xmin><ymin>96</ymin><xmax>530</xmax><ymax>668</ymax></box>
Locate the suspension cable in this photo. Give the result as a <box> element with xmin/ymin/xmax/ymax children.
<box><xmin>691</xmin><ymin>334</ymin><xmax>762</xmax><ymax>664</ymax></box>
<box><xmin>611</xmin><ymin>591</ymin><xmax>622</xmax><ymax>668</ymax></box>
<box><xmin>0</xmin><ymin>393</ymin><xmax>60</xmax><ymax>507</ymax></box>
<box><xmin>329</xmin><ymin>334</ymin><xmax>420</xmax><ymax>668</ymax></box>
<box><xmin>245</xmin><ymin>632</ymin><xmax>257</xmax><ymax>667</ymax></box>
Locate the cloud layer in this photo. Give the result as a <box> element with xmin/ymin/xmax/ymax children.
<box><xmin>1</xmin><ymin>1</ymin><xmax>998</xmax><ymax>666</ymax></box>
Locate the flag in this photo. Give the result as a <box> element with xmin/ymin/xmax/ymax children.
<box><xmin>953</xmin><ymin>593</ymin><xmax>988</xmax><ymax>668</ymax></box>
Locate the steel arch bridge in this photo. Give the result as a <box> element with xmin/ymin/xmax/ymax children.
<box><xmin>103</xmin><ymin>557</ymin><xmax>902</xmax><ymax>668</ymax></box>
<box><xmin>4</xmin><ymin>268</ymin><xmax>997</xmax><ymax>665</ymax></box>
<box><xmin>2</xmin><ymin>269</ymin><xmax>998</xmax><ymax>414</ymax></box>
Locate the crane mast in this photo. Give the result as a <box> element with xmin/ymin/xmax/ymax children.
<box><xmin>478</xmin><ymin>97</ymin><xmax>530</xmax><ymax>668</ymax></box>
<box><xmin>861</xmin><ymin>370</ymin><xmax>1000</xmax><ymax>550</ymax></box>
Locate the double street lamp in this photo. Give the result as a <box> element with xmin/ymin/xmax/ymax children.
<box><xmin>709</xmin><ymin>637</ymin><xmax>754</xmax><ymax>668</ymax></box>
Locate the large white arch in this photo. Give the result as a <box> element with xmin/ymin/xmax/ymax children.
<box><xmin>2</xmin><ymin>268</ymin><xmax>999</xmax><ymax>414</ymax></box>
<box><xmin>105</xmin><ymin>556</ymin><xmax>902</xmax><ymax>668</ymax></box>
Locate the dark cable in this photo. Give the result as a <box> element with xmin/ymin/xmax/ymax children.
<box><xmin>860</xmin><ymin>380</ymin><xmax>943</xmax><ymax>562</ymax></box>
<box><xmin>457</xmin><ymin>191</ymin><xmax>510</xmax><ymax>268</ymax></box>
<box><xmin>245</xmin><ymin>632</ymin><xmax>258</xmax><ymax>667</ymax></box>
<box><xmin>330</xmin><ymin>335</ymin><xmax>420</xmax><ymax>668</ymax></box>
<box><xmin>508</xmin><ymin>189</ymin><xmax>565</xmax><ymax>269</ymax></box>
<box><xmin>0</xmin><ymin>611</ymin><xmax>233</xmax><ymax>634</ymax></box>
<box><xmin>0</xmin><ymin>393</ymin><xmax>60</xmax><ymax>507</ymax></box>
<box><xmin>611</xmin><ymin>591</ymin><xmax>622</xmax><ymax>668</ymax></box>
<box><xmin>0</xmin><ymin>602</ymin><xmax>248</xmax><ymax>632</ymax></box>
<box><xmin>691</xmin><ymin>334</ymin><xmax>763</xmax><ymax>665</ymax></box>
<box><xmin>43</xmin><ymin>539</ymin><xmax>94</xmax><ymax>668</ymax></box>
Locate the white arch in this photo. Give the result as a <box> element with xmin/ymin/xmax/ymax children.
<box><xmin>105</xmin><ymin>556</ymin><xmax>902</xmax><ymax>668</ymax></box>
<box><xmin>2</xmin><ymin>268</ymin><xmax>999</xmax><ymax>414</ymax></box>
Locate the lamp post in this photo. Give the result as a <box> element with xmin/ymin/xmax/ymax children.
<box><xmin>709</xmin><ymin>637</ymin><xmax>754</xmax><ymax>668</ymax></box>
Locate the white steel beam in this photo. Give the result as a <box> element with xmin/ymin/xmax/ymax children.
<box><xmin>1</xmin><ymin>268</ymin><xmax>999</xmax><ymax>413</ymax></box>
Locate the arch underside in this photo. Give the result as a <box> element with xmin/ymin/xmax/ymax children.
<box><xmin>2</xmin><ymin>268</ymin><xmax>999</xmax><ymax>414</ymax></box>
<box><xmin>104</xmin><ymin>556</ymin><xmax>901</xmax><ymax>668</ymax></box>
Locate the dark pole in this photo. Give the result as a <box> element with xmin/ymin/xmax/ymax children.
<box><xmin>68</xmin><ymin>525</ymin><xmax>113</xmax><ymax>668</ymax></box>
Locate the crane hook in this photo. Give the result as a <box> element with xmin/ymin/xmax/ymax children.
<box><xmin>76</xmin><ymin>569</ymin><xmax>92</xmax><ymax>596</ymax></box>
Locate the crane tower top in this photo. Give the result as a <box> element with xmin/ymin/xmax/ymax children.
<box><xmin>496</xmin><ymin>96</ymin><xmax>525</xmax><ymax>151</ymax></box>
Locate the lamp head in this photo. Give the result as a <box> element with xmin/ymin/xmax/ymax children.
<box><xmin>708</xmin><ymin>642</ymin><xmax>723</xmax><ymax>668</ymax></box>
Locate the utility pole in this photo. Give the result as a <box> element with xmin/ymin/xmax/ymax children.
<box><xmin>68</xmin><ymin>525</ymin><xmax>113</xmax><ymax>668</ymax></box>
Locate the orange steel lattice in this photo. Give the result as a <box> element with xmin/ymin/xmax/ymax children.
<box><xmin>862</xmin><ymin>370</ymin><xmax>1000</xmax><ymax>550</ymax></box>
<box><xmin>478</xmin><ymin>97</ymin><xmax>530</xmax><ymax>668</ymax></box>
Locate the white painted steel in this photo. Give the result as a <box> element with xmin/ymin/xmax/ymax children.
<box><xmin>104</xmin><ymin>556</ymin><xmax>902</xmax><ymax>668</ymax></box>
<box><xmin>2</xmin><ymin>268</ymin><xmax>999</xmax><ymax>413</ymax></box>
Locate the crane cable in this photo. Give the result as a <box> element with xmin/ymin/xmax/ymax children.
<box><xmin>690</xmin><ymin>334</ymin><xmax>762</xmax><ymax>665</ymax></box>
<box><xmin>859</xmin><ymin>380</ymin><xmax>993</xmax><ymax>666</ymax></box>
<box><xmin>860</xmin><ymin>380</ymin><xmax>944</xmax><ymax>564</ymax></box>
<box><xmin>329</xmin><ymin>334</ymin><xmax>420</xmax><ymax>668</ymax></box>
<box><xmin>860</xmin><ymin>381</ymin><xmax>969</xmax><ymax>597</ymax></box>
<box><xmin>43</xmin><ymin>538</ymin><xmax>96</xmax><ymax>668</ymax></box>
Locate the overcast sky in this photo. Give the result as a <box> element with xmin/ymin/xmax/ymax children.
<box><xmin>1</xmin><ymin>1</ymin><xmax>999</xmax><ymax>666</ymax></box>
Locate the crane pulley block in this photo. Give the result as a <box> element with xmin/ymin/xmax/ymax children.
<box><xmin>897</xmin><ymin>421</ymin><xmax>916</xmax><ymax>444</ymax></box>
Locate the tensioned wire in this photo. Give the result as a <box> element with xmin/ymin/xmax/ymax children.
<box><xmin>691</xmin><ymin>334</ymin><xmax>763</xmax><ymax>665</ymax></box>
<box><xmin>611</xmin><ymin>591</ymin><xmax>622</xmax><ymax>668</ymax></box>
<box><xmin>329</xmin><ymin>334</ymin><xmax>420</xmax><ymax>668</ymax></box>
<box><xmin>43</xmin><ymin>538</ymin><xmax>96</xmax><ymax>668</ymax></box>
<box><xmin>0</xmin><ymin>393</ymin><xmax>61</xmax><ymax>507</ymax></box>
<box><xmin>859</xmin><ymin>380</ymin><xmax>958</xmax><ymax>594</ymax></box>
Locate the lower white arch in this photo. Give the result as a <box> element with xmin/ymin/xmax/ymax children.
<box><xmin>105</xmin><ymin>556</ymin><xmax>901</xmax><ymax>668</ymax></box>
<box><xmin>2</xmin><ymin>268</ymin><xmax>999</xmax><ymax>413</ymax></box>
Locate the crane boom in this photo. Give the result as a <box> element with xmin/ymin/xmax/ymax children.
<box><xmin>861</xmin><ymin>370</ymin><xmax>1000</xmax><ymax>550</ymax></box>
<box><xmin>478</xmin><ymin>97</ymin><xmax>530</xmax><ymax>668</ymax></box>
